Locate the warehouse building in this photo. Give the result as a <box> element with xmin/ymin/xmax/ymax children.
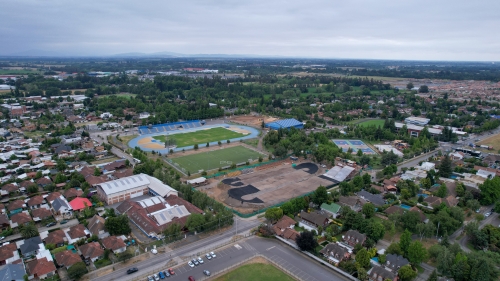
<box><xmin>96</xmin><ymin>174</ymin><xmax>178</xmax><ymax>205</ymax></box>
<box><xmin>265</xmin><ymin>118</ymin><xmax>304</xmax><ymax>130</ymax></box>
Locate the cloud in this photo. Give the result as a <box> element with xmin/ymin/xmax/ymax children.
<box><xmin>0</xmin><ymin>0</ymin><xmax>499</xmax><ymax>60</ymax></box>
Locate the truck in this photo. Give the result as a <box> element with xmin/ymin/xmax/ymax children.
<box><xmin>480</xmin><ymin>145</ymin><xmax>493</xmax><ymax>150</ymax></box>
<box><xmin>290</xmin><ymin>156</ymin><xmax>298</xmax><ymax>161</ymax></box>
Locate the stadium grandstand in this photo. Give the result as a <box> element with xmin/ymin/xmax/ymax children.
<box><xmin>265</xmin><ymin>118</ymin><xmax>303</xmax><ymax>130</ymax></box>
<box><xmin>138</xmin><ymin>120</ymin><xmax>205</xmax><ymax>135</ymax></box>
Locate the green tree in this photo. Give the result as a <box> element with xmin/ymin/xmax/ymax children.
<box><xmin>427</xmin><ymin>270</ymin><xmax>438</xmax><ymax>281</ymax></box>
<box><xmin>312</xmin><ymin>186</ymin><xmax>328</xmax><ymax>206</ymax></box>
<box><xmin>362</xmin><ymin>203</ymin><xmax>375</xmax><ymax>218</ymax></box>
<box><xmin>386</xmin><ymin>242</ymin><xmax>403</xmax><ymax>256</ymax></box>
<box><xmin>355</xmin><ymin>248</ymin><xmax>370</xmax><ymax>269</ymax></box>
<box><xmin>479</xmin><ymin>177</ymin><xmax>500</xmax><ymax>205</ymax></box>
<box><xmin>194</xmin><ymin>144</ymin><xmax>198</xmax><ymax>150</ymax></box>
<box><xmin>407</xmin><ymin>241</ymin><xmax>427</xmax><ymax>265</ymax></box>
<box><xmin>406</xmin><ymin>83</ymin><xmax>414</xmax><ymax>90</ymax></box>
<box><xmin>206</xmin><ymin>142</ymin><xmax>209</xmax><ymax>147</ymax></box>
<box><xmin>436</xmin><ymin>184</ymin><xmax>448</xmax><ymax>198</ymax></box>
<box><xmin>93</xmin><ymin>167</ymin><xmax>101</xmax><ymax>176</ymax></box>
<box><xmin>455</xmin><ymin>182</ymin><xmax>465</xmax><ymax>197</ymax></box>
<box><xmin>117</xmin><ymin>249</ymin><xmax>134</xmax><ymax>262</ymax></box>
<box><xmin>68</xmin><ymin>262</ymin><xmax>88</xmax><ymax>280</ymax></box>
<box><xmin>104</xmin><ymin>215</ymin><xmax>131</xmax><ymax>235</ymax></box>
<box><xmin>400</xmin><ymin>229</ymin><xmax>412</xmax><ymax>257</ymax></box>
<box><xmin>295</xmin><ymin>230</ymin><xmax>317</xmax><ymax>252</ymax></box>
<box><xmin>264</xmin><ymin>207</ymin><xmax>283</xmax><ymax>223</ymax></box>
<box><xmin>185</xmin><ymin>213</ymin><xmax>205</xmax><ymax>232</ymax></box>
<box><xmin>19</xmin><ymin>223</ymin><xmax>39</xmax><ymax>239</ymax></box>
<box><xmin>438</xmin><ymin>154</ymin><xmax>452</xmax><ymax>178</ymax></box>
<box><xmin>27</xmin><ymin>184</ymin><xmax>38</xmax><ymax>194</ymax></box>
<box><xmin>164</xmin><ymin>223</ymin><xmax>182</xmax><ymax>241</ymax></box>
<box><xmin>398</xmin><ymin>265</ymin><xmax>417</xmax><ymax>281</ymax></box>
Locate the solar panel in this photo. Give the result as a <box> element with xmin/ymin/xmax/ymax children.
<box><xmin>131</xmin><ymin>177</ymin><xmax>137</xmax><ymax>183</ymax></box>
<box><xmin>177</xmin><ymin>207</ymin><xmax>183</xmax><ymax>215</ymax></box>
<box><xmin>113</xmin><ymin>182</ymin><xmax>118</xmax><ymax>187</ymax></box>
<box><xmin>125</xmin><ymin>179</ymin><xmax>130</xmax><ymax>184</ymax></box>
<box><xmin>168</xmin><ymin>210</ymin><xmax>173</xmax><ymax>215</ymax></box>
<box><xmin>159</xmin><ymin>213</ymin><xmax>166</xmax><ymax>221</ymax></box>
<box><xmin>138</xmin><ymin>176</ymin><xmax>143</xmax><ymax>181</ymax></box>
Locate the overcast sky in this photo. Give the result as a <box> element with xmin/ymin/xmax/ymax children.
<box><xmin>1</xmin><ymin>0</ymin><xmax>499</xmax><ymax>61</ymax></box>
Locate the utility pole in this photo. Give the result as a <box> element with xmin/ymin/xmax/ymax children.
<box><xmin>436</xmin><ymin>221</ymin><xmax>440</xmax><ymax>239</ymax></box>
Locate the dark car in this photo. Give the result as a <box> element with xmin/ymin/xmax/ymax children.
<box><xmin>45</xmin><ymin>222</ymin><xmax>57</xmax><ymax>227</ymax></box>
<box><xmin>60</xmin><ymin>220</ymin><xmax>68</xmax><ymax>224</ymax></box>
<box><xmin>163</xmin><ymin>271</ymin><xmax>170</xmax><ymax>277</ymax></box>
<box><xmin>126</xmin><ymin>268</ymin><xmax>139</xmax><ymax>274</ymax></box>
<box><xmin>203</xmin><ymin>270</ymin><xmax>211</xmax><ymax>276</ymax></box>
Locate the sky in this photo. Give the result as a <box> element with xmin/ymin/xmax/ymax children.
<box><xmin>1</xmin><ymin>0</ymin><xmax>499</xmax><ymax>61</ymax></box>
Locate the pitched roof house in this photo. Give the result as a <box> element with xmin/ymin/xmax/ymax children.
<box><xmin>65</xmin><ymin>224</ymin><xmax>90</xmax><ymax>244</ymax></box>
<box><xmin>368</xmin><ymin>265</ymin><xmax>397</xmax><ymax>281</ymax></box>
<box><xmin>298</xmin><ymin>211</ymin><xmax>329</xmax><ymax>230</ymax></box>
<box><xmin>7</xmin><ymin>200</ymin><xmax>25</xmax><ymax>212</ymax></box>
<box><xmin>43</xmin><ymin>229</ymin><xmax>67</xmax><ymax>247</ymax></box>
<box><xmin>18</xmin><ymin>236</ymin><xmax>43</xmax><ymax>257</ymax></box>
<box><xmin>25</xmin><ymin>257</ymin><xmax>57</xmax><ymax>280</ymax></box>
<box><xmin>64</xmin><ymin>188</ymin><xmax>83</xmax><ymax>200</ymax></box>
<box><xmin>87</xmin><ymin>215</ymin><xmax>109</xmax><ymax>239</ymax></box>
<box><xmin>10</xmin><ymin>211</ymin><xmax>32</xmax><ymax>228</ymax></box>
<box><xmin>320</xmin><ymin>202</ymin><xmax>341</xmax><ymax>218</ymax></box>
<box><xmin>54</xmin><ymin>250</ymin><xmax>82</xmax><ymax>269</ymax></box>
<box><xmin>100</xmin><ymin>236</ymin><xmax>127</xmax><ymax>254</ymax></box>
<box><xmin>0</xmin><ymin>263</ymin><xmax>26</xmax><ymax>281</ymax></box>
<box><xmin>78</xmin><ymin>242</ymin><xmax>104</xmax><ymax>262</ymax></box>
<box><xmin>0</xmin><ymin>243</ymin><xmax>20</xmax><ymax>265</ymax></box>
<box><xmin>343</xmin><ymin>230</ymin><xmax>367</xmax><ymax>246</ymax></box>
<box><xmin>26</xmin><ymin>195</ymin><xmax>45</xmax><ymax>209</ymax></box>
<box><xmin>31</xmin><ymin>208</ymin><xmax>53</xmax><ymax>222</ymax></box>
<box><xmin>319</xmin><ymin>243</ymin><xmax>351</xmax><ymax>265</ymax></box>
<box><xmin>385</xmin><ymin>254</ymin><xmax>409</xmax><ymax>272</ymax></box>
<box><xmin>45</xmin><ymin>192</ymin><xmax>62</xmax><ymax>204</ymax></box>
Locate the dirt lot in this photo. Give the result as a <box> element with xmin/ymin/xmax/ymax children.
<box><xmin>230</xmin><ymin>115</ymin><xmax>278</xmax><ymax>128</ymax></box>
<box><xmin>200</xmin><ymin>160</ymin><xmax>333</xmax><ymax>213</ymax></box>
<box><xmin>477</xmin><ymin>134</ymin><xmax>500</xmax><ymax>151</ymax></box>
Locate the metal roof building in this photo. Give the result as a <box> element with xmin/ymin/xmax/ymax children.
<box><xmin>265</xmin><ymin>118</ymin><xmax>303</xmax><ymax>130</ymax></box>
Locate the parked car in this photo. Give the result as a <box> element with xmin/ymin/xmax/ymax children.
<box><xmin>151</xmin><ymin>248</ymin><xmax>158</xmax><ymax>254</ymax></box>
<box><xmin>485</xmin><ymin>212</ymin><xmax>491</xmax><ymax>217</ymax></box>
<box><xmin>46</xmin><ymin>222</ymin><xmax>56</xmax><ymax>227</ymax></box>
<box><xmin>187</xmin><ymin>261</ymin><xmax>195</xmax><ymax>268</ymax></box>
<box><xmin>0</xmin><ymin>237</ymin><xmax>5</xmax><ymax>241</ymax></box>
<box><xmin>163</xmin><ymin>271</ymin><xmax>170</xmax><ymax>277</ymax></box>
<box><xmin>205</xmin><ymin>253</ymin><xmax>212</xmax><ymax>260</ymax></box>
<box><xmin>60</xmin><ymin>220</ymin><xmax>68</xmax><ymax>224</ymax></box>
<box><xmin>153</xmin><ymin>274</ymin><xmax>160</xmax><ymax>281</ymax></box>
<box><xmin>126</xmin><ymin>268</ymin><xmax>138</xmax><ymax>274</ymax></box>
<box><xmin>147</xmin><ymin>276</ymin><xmax>154</xmax><ymax>281</ymax></box>
<box><xmin>188</xmin><ymin>277</ymin><xmax>195</xmax><ymax>281</ymax></box>
<box><xmin>168</xmin><ymin>268</ymin><xmax>175</xmax><ymax>275</ymax></box>
<box><xmin>203</xmin><ymin>270</ymin><xmax>211</xmax><ymax>276</ymax></box>
<box><xmin>192</xmin><ymin>259</ymin><xmax>199</xmax><ymax>266</ymax></box>
<box><xmin>210</xmin><ymin>251</ymin><xmax>216</xmax><ymax>258</ymax></box>
<box><xmin>159</xmin><ymin>271</ymin><xmax>165</xmax><ymax>279</ymax></box>
<box><xmin>197</xmin><ymin>257</ymin><xmax>204</xmax><ymax>264</ymax></box>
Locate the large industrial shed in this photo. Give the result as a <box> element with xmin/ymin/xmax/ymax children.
<box><xmin>265</xmin><ymin>118</ymin><xmax>304</xmax><ymax>130</ymax></box>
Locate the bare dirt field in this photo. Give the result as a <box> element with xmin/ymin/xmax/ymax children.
<box><xmin>477</xmin><ymin>134</ymin><xmax>500</xmax><ymax>151</ymax></box>
<box><xmin>230</xmin><ymin>115</ymin><xmax>278</xmax><ymax>128</ymax></box>
<box><xmin>201</xmin><ymin>160</ymin><xmax>334</xmax><ymax>213</ymax></box>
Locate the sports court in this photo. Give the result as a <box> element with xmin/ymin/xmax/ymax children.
<box><xmin>332</xmin><ymin>139</ymin><xmax>376</xmax><ymax>154</ymax></box>
<box><xmin>168</xmin><ymin>146</ymin><xmax>264</xmax><ymax>174</ymax></box>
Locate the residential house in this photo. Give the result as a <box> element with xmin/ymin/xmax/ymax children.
<box><xmin>18</xmin><ymin>236</ymin><xmax>43</xmax><ymax>257</ymax></box>
<box><xmin>69</xmin><ymin>197</ymin><xmax>92</xmax><ymax>212</ymax></box>
<box><xmin>297</xmin><ymin>211</ymin><xmax>329</xmax><ymax>231</ymax></box>
<box><xmin>7</xmin><ymin>200</ymin><xmax>25</xmax><ymax>213</ymax></box>
<box><xmin>64</xmin><ymin>188</ymin><xmax>83</xmax><ymax>200</ymax></box>
<box><xmin>384</xmin><ymin>205</ymin><xmax>404</xmax><ymax>217</ymax></box>
<box><xmin>10</xmin><ymin>211</ymin><xmax>32</xmax><ymax>228</ymax></box>
<box><xmin>45</xmin><ymin>192</ymin><xmax>61</xmax><ymax>204</ymax></box>
<box><xmin>319</xmin><ymin>243</ymin><xmax>351</xmax><ymax>265</ymax></box>
<box><xmin>272</xmin><ymin>216</ymin><xmax>299</xmax><ymax>241</ymax></box>
<box><xmin>102</xmin><ymin>160</ymin><xmax>127</xmax><ymax>172</ymax></box>
<box><xmin>343</xmin><ymin>230</ymin><xmax>367</xmax><ymax>246</ymax></box>
<box><xmin>320</xmin><ymin>202</ymin><xmax>342</xmax><ymax>218</ymax></box>
<box><xmin>51</xmin><ymin>196</ymin><xmax>73</xmax><ymax>217</ymax></box>
<box><xmin>26</xmin><ymin>195</ymin><xmax>45</xmax><ymax>209</ymax></box>
<box><xmin>338</xmin><ymin>196</ymin><xmax>364</xmax><ymax>212</ymax></box>
<box><xmin>31</xmin><ymin>208</ymin><xmax>53</xmax><ymax>222</ymax></box>
<box><xmin>78</xmin><ymin>242</ymin><xmax>104</xmax><ymax>262</ymax></box>
<box><xmin>87</xmin><ymin>215</ymin><xmax>109</xmax><ymax>239</ymax></box>
<box><xmin>409</xmin><ymin>206</ymin><xmax>428</xmax><ymax>223</ymax></box>
<box><xmin>0</xmin><ymin>214</ymin><xmax>9</xmax><ymax>231</ymax></box>
<box><xmin>0</xmin><ymin>243</ymin><xmax>20</xmax><ymax>265</ymax></box>
<box><xmin>423</xmin><ymin>195</ymin><xmax>459</xmax><ymax>209</ymax></box>
<box><xmin>36</xmin><ymin>177</ymin><xmax>52</xmax><ymax>188</ymax></box>
<box><xmin>357</xmin><ymin>190</ymin><xmax>385</xmax><ymax>207</ymax></box>
<box><xmin>368</xmin><ymin>265</ymin><xmax>397</xmax><ymax>281</ymax></box>
<box><xmin>0</xmin><ymin>263</ymin><xmax>26</xmax><ymax>281</ymax></box>
<box><xmin>1</xmin><ymin>184</ymin><xmax>18</xmax><ymax>194</ymax></box>
<box><xmin>100</xmin><ymin>236</ymin><xmax>127</xmax><ymax>254</ymax></box>
<box><xmin>25</xmin><ymin>257</ymin><xmax>56</xmax><ymax>280</ymax></box>
<box><xmin>385</xmin><ymin>254</ymin><xmax>409</xmax><ymax>272</ymax></box>
<box><xmin>42</xmin><ymin>229</ymin><xmax>67</xmax><ymax>247</ymax></box>
<box><xmin>64</xmin><ymin>224</ymin><xmax>90</xmax><ymax>244</ymax></box>
<box><xmin>54</xmin><ymin>250</ymin><xmax>82</xmax><ymax>269</ymax></box>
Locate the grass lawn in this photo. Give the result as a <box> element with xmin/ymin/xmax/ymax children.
<box><xmin>0</xmin><ymin>69</ymin><xmax>42</xmax><ymax>75</ymax></box>
<box><xmin>98</xmin><ymin>93</ymin><xmax>137</xmax><ymax>99</ymax></box>
<box><xmin>213</xmin><ymin>263</ymin><xmax>295</xmax><ymax>281</ymax></box>
<box><xmin>153</xmin><ymin>127</ymin><xmax>246</xmax><ymax>148</ymax></box>
<box><xmin>94</xmin><ymin>258</ymin><xmax>112</xmax><ymax>269</ymax></box>
<box><xmin>358</xmin><ymin>119</ymin><xmax>385</xmax><ymax>127</ymax></box>
<box><xmin>170</xmin><ymin>145</ymin><xmax>262</xmax><ymax>174</ymax></box>
<box><xmin>477</xmin><ymin>133</ymin><xmax>500</xmax><ymax>152</ymax></box>
<box><xmin>91</xmin><ymin>157</ymin><xmax>121</xmax><ymax>165</ymax></box>
<box><xmin>121</xmin><ymin>134</ymin><xmax>138</xmax><ymax>145</ymax></box>
<box><xmin>243</xmin><ymin>138</ymin><xmax>259</xmax><ymax>147</ymax></box>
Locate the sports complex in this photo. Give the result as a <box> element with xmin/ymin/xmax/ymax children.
<box><xmin>128</xmin><ymin>120</ymin><xmax>259</xmax><ymax>154</ymax></box>
<box><xmin>332</xmin><ymin>139</ymin><xmax>376</xmax><ymax>154</ymax></box>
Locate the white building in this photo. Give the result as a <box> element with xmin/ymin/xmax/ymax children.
<box><xmin>404</xmin><ymin>116</ymin><xmax>430</xmax><ymax>126</ymax></box>
<box><xmin>96</xmin><ymin>174</ymin><xmax>178</xmax><ymax>205</ymax></box>
<box><xmin>100</xmin><ymin>112</ymin><xmax>113</xmax><ymax>119</ymax></box>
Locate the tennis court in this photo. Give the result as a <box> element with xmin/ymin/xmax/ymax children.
<box><xmin>332</xmin><ymin>139</ymin><xmax>376</xmax><ymax>155</ymax></box>
<box><xmin>169</xmin><ymin>146</ymin><xmax>263</xmax><ymax>174</ymax></box>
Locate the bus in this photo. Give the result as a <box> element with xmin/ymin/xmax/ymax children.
<box><xmin>455</xmin><ymin>148</ymin><xmax>482</xmax><ymax>158</ymax></box>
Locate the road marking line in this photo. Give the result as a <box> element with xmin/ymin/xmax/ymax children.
<box><xmin>266</xmin><ymin>246</ymin><xmax>275</xmax><ymax>251</ymax></box>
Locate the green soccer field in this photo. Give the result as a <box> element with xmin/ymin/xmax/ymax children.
<box><xmin>358</xmin><ymin>119</ymin><xmax>385</xmax><ymax>127</ymax></box>
<box><xmin>152</xmin><ymin>127</ymin><xmax>246</xmax><ymax>148</ymax></box>
<box><xmin>170</xmin><ymin>146</ymin><xmax>262</xmax><ymax>174</ymax></box>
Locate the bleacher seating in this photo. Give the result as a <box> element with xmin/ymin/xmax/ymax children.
<box><xmin>138</xmin><ymin>120</ymin><xmax>203</xmax><ymax>135</ymax></box>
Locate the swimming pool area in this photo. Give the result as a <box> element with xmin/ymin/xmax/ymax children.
<box><xmin>400</xmin><ymin>204</ymin><xmax>411</xmax><ymax>210</ymax></box>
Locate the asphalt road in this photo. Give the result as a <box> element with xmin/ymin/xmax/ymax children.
<box><xmin>3</xmin><ymin>218</ymin><xmax>79</xmax><ymax>243</ymax></box>
<box><xmin>397</xmin><ymin>148</ymin><xmax>442</xmax><ymax>171</ymax></box>
<box><xmin>105</xmin><ymin>236</ymin><xmax>349</xmax><ymax>281</ymax></box>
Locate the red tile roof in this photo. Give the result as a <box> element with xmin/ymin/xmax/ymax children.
<box><xmin>27</xmin><ymin>195</ymin><xmax>44</xmax><ymax>207</ymax></box>
<box><xmin>101</xmin><ymin>236</ymin><xmax>126</xmax><ymax>251</ymax></box>
<box><xmin>1</xmin><ymin>184</ymin><xmax>18</xmax><ymax>193</ymax></box>
<box><xmin>69</xmin><ymin>197</ymin><xmax>92</xmax><ymax>211</ymax></box>
<box><xmin>7</xmin><ymin>200</ymin><xmax>25</xmax><ymax>211</ymax></box>
<box><xmin>32</xmin><ymin>208</ymin><xmax>53</xmax><ymax>220</ymax></box>
<box><xmin>11</xmin><ymin>212</ymin><xmax>32</xmax><ymax>225</ymax></box>
<box><xmin>0</xmin><ymin>243</ymin><xmax>17</xmax><ymax>262</ymax></box>
<box><xmin>64</xmin><ymin>188</ymin><xmax>83</xmax><ymax>199</ymax></box>
<box><xmin>165</xmin><ymin>195</ymin><xmax>204</xmax><ymax>214</ymax></box>
<box><xmin>79</xmin><ymin>242</ymin><xmax>104</xmax><ymax>259</ymax></box>
<box><xmin>26</xmin><ymin>257</ymin><xmax>56</xmax><ymax>277</ymax></box>
<box><xmin>45</xmin><ymin>192</ymin><xmax>61</xmax><ymax>203</ymax></box>
<box><xmin>54</xmin><ymin>250</ymin><xmax>82</xmax><ymax>268</ymax></box>
<box><xmin>44</xmin><ymin>229</ymin><xmax>66</xmax><ymax>245</ymax></box>
<box><xmin>67</xmin><ymin>224</ymin><xmax>88</xmax><ymax>239</ymax></box>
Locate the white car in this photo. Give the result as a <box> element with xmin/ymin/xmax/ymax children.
<box><xmin>151</xmin><ymin>249</ymin><xmax>158</xmax><ymax>254</ymax></box>
<box><xmin>485</xmin><ymin>212</ymin><xmax>491</xmax><ymax>217</ymax></box>
<box><xmin>197</xmin><ymin>257</ymin><xmax>204</xmax><ymax>264</ymax></box>
<box><xmin>205</xmin><ymin>253</ymin><xmax>212</xmax><ymax>260</ymax></box>
<box><xmin>153</xmin><ymin>274</ymin><xmax>160</xmax><ymax>281</ymax></box>
<box><xmin>147</xmin><ymin>276</ymin><xmax>154</xmax><ymax>281</ymax></box>
<box><xmin>210</xmin><ymin>251</ymin><xmax>216</xmax><ymax>258</ymax></box>
<box><xmin>188</xmin><ymin>261</ymin><xmax>195</xmax><ymax>268</ymax></box>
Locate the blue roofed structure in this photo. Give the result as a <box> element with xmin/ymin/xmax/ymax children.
<box><xmin>490</xmin><ymin>115</ymin><xmax>500</xmax><ymax>120</ymax></box>
<box><xmin>265</xmin><ymin>118</ymin><xmax>303</xmax><ymax>130</ymax></box>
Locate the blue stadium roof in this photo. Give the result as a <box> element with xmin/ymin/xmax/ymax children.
<box><xmin>490</xmin><ymin>115</ymin><xmax>500</xmax><ymax>120</ymax></box>
<box><xmin>266</xmin><ymin>118</ymin><xmax>303</xmax><ymax>129</ymax></box>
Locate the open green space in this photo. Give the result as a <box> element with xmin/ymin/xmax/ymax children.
<box><xmin>358</xmin><ymin>119</ymin><xmax>385</xmax><ymax>127</ymax></box>
<box><xmin>153</xmin><ymin>127</ymin><xmax>246</xmax><ymax>148</ymax></box>
<box><xmin>170</xmin><ymin>145</ymin><xmax>262</xmax><ymax>174</ymax></box>
<box><xmin>97</xmin><ymin>93</ymin><xmax>137</xmax><ymax>99</ymax></box>
<box><xmin>213</xmin><ymin>263</ymin><xmax>295</xmax><ymax>281</ymax></box>
<box><xmin>0</xmin><ymin>69</ymin><xmax>42</xmax><ymax>75</ymax></box>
